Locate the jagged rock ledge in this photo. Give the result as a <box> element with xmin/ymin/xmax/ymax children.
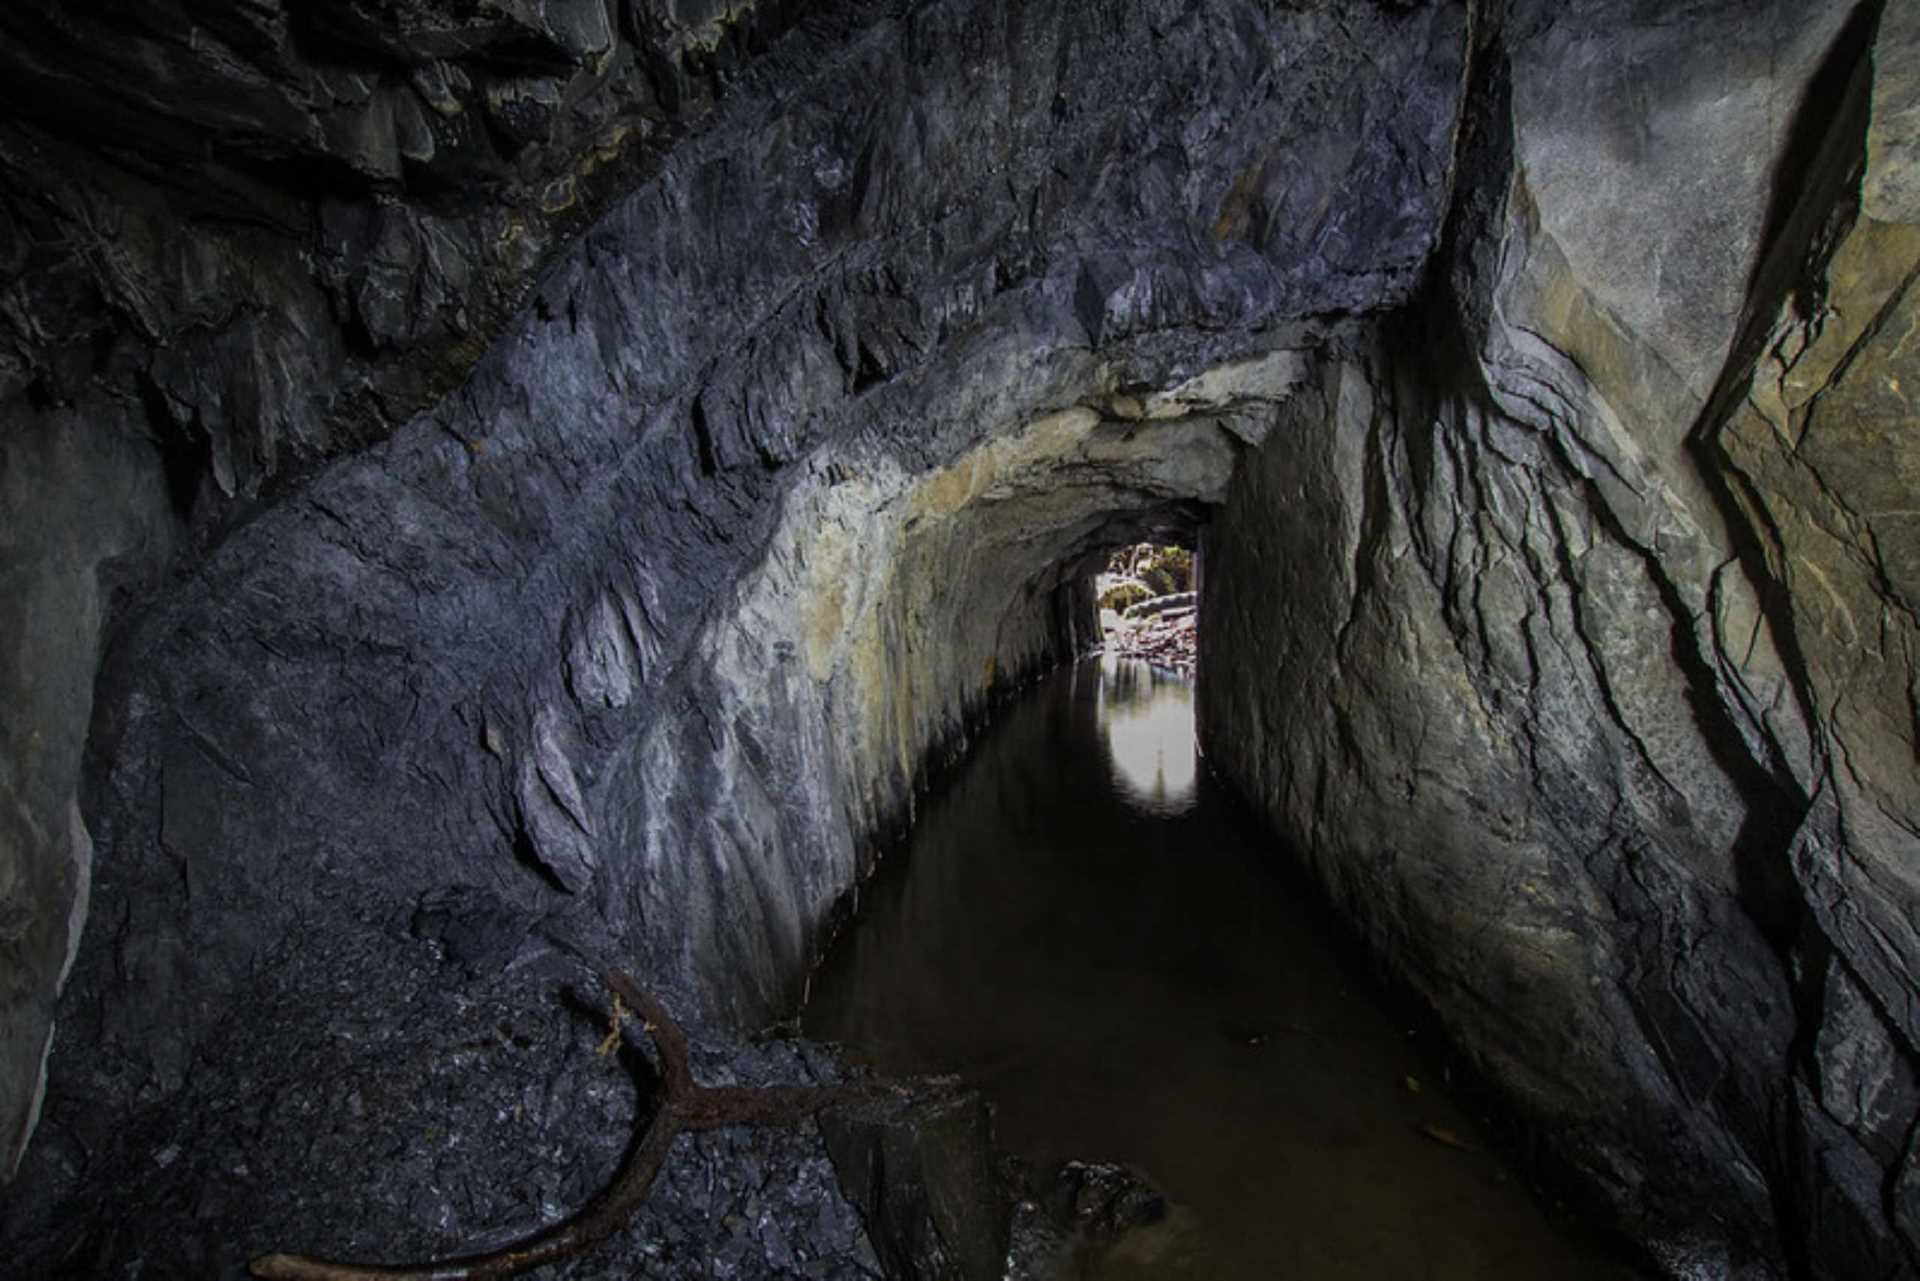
<box><xmin>3</xmin><ymin>1</ymin><xmax>1919</xmax><ymax>1279</ymax></box>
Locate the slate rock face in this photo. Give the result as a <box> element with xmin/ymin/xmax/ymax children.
<box><xmin>819</xmin><ymin>1087</ymin><xmax>1008</xmax><ymax>1281</ymax></box>
<box><xmin>0</xmin><ymin>0</ymin><xmax>1469</xmax><ymax>1272</ymax></box>
<box><xmin>1702</xmin><ymin>5</ymin><xmax>1920</xmax><ymax>1270</ymax></box>
<box><xmin>3</xmin><ymin>0</ymin><xmax>1918</xmax><ymax>1278</ymax></box>
<box><xmin>1199</xmin><ymin>1</ymin><xmax>1920</xmax><ymax>1276</ymax></box>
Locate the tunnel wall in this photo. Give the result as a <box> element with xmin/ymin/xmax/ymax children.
<box><xmin>1199</xmin><ymin>4</ymin><xmax>1920</xmax><ymax>1276</ymax></box>
<box><xmin>595</xmin><ymin>400</ymin><xmax>1250</xmax><ymax>1026</ymax></box>
<box><xmin>0</xmin><ymin>0</ymin><xmax>1467</xmax><ymax>1224</ymax></box>
<box><xmin>1202</xmin><ymin>345</ymin><xmax>1803</xmax><ymax>1274</ymax></box>
<box><xmin>3</xmin><ymin>1</ymin><xmax>1916</xmax><ymax>1278</ymax></box>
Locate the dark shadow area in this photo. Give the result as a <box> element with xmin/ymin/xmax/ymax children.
<box><xmin>805</xmin><ymin>658</ymin><xmax>1646</xmax><ymax>1281</ymax></box>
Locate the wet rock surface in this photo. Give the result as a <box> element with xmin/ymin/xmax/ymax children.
<box><xmin>818</xmin><ymin>1087</ymin><xmax>1007</xmax><ymax>1281</ymax></box>
<box><xmin>0</xmin><ymin>0</ymin><xmax>1467</xmax><ymax>1217</ymax></box>
<box><xmin>0</xmin><ymin>0</ymin><xmax>1916</xmax><ymax>1279</ymax></box>
<box><xmin>1</xmin><ymin>939</ymin><xmax>889</xmax><ymax>1279</ymax></box>
<box><xmin>806</xmin><ymin>658</ymin><xmax>1639</xmax><ymax>1280</ymax></box>
<box><xmin>1199</xmin><ymin>2</ymin><xmax>1920</xmax><ymax>1277</ymax></box>
<box><xmin>1100</xmin><ymin>598</ymin><xmax>1198</xmax><ymax>676</ymax></box>
<box><xmin>1001</xmin><ymin>1161</ymin><xmax>1188</xmax><ymax>1281</ymax></box>
<box><xmin>0</xmin><ymin>932</ymin><xmax>1067</xmax><ymax>1281</ymax></box>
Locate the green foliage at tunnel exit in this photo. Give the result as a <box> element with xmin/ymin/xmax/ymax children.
<box><xmin>1097</xmin><ymin>579</ymin><xmax>1154</xmax><ymax>612</ymax></box>
<box><xmin>1102</xmin><ymin>543</ymin><xmax>1193</xmax><ymax>601</ymax></box>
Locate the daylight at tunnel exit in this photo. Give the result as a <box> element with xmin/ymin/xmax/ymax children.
<box><xmin>1</xmin><ymin>3</ymin><xmax>1918</xmax><ymax>1280</ymax></box>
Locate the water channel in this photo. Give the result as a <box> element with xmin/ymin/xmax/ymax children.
<box><xmin>805</xmin><ymin>657</ymin><xmax>1639</xmax><ymax>1280</ymax></box>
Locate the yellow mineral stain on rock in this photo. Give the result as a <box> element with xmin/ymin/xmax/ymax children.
<box><xmin>1791</xmin><ymin>553</ymin><xmax>1860</xmax><ymax>647</ymax></box>
<box><xmin>1145</xmin><ymin>351</ymin><xmax>1309</xmax><ymax>417</ymax></box>
<box><xmin>805</xmin><ymin>581</ymin><xmax>845</xmax><ymax>681</ymax></box>
<box><xmin>913</xmin><ymin>457</ymin><xmax>979</xmax><ymax>520</ymax></box>
<box><xmin>906</xmin><ymin>408</ymin><xmax>1100</xmax><ymax>522</ymax></box>
<box><xmin>1017</xmin><ymin>407</ymin><xmax>1100</xmax><ymax>461</ymax></box>
<box><xmin>790</xmin><ymin>402</ymin><xmax>1165</xmax><ymax>811</ymax></box>
<box><xmin>802</xmin><ymin>517</ymin><xmax>859</xmax><ymax>681</ymax></box>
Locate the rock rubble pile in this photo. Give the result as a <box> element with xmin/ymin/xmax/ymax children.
<box><xmin>1101</xmin><ymin>596</ymin><xmax>1198</xmax><ymax>676</ymax></box>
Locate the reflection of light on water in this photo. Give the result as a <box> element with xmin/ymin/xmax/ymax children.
<box><xmin>1097</xmin><ymin>654</ymin><xmax>1197</xmax><ymax>814</ymax></box>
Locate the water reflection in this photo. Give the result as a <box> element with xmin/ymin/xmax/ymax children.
<box><xmin>805</xmin><ymin>658</ymin><xmax>1639</xmax><ymax>1281</ymax></box>
<box><xmin>1093</xmin><ymin>655</ymin><xmax>1197</xmax><ymax>815</ymax></box>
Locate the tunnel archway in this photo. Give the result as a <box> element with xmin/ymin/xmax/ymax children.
<box><xmin>1</xmin><ymin>1</ymin><xmax>1915</xmax><ymax>1277</ymax></box>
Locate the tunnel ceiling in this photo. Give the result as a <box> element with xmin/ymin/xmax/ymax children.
<box><xmin>3</xmin><ymin>2</ymin><xmax>1919</xmax><ymax>1279</ymax></box>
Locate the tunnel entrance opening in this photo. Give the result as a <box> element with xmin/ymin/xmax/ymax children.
<box><xmin>1092</xmin><ymin>540</ymin><xmax>1198</xmax><ymax>675</ymax></box>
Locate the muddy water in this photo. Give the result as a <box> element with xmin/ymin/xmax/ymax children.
<box><xmin>805</xmin><ymin>657</ymin><xmax>1640</xmax><ymax>1280</ymax></box>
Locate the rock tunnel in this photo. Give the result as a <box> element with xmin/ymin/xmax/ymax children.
<box><xmin>2</xmin><ymin>0</ymin><xmax>1919</xmax><ymax>1277</ymax></box>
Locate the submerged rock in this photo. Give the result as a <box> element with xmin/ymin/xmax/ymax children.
<box><xmin>819</xmin><ymin>1087</ymin><xmax>1008</xmax><ymax>1281</ymax></box>
<box><xmin>1003</xmin><ymin>1160</ymin><xmax>1207</xmax><ymax>1281</ymax></box>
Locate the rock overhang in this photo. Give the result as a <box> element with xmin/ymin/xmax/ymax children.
<box><xmin>10</xmin><ymin>2</ymin><xmax>1920</xmax><ymax>1278</ymax></box>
